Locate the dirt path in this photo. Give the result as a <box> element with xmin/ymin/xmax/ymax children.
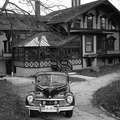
<box><xmin>10</xmin><ymin>71</ymin><xmax>120</xmax><ymax>120</ymax></box>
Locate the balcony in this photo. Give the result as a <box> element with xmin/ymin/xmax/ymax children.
<box><xmin>0</xmin><ymin>51</ymin><xmax>12</xmax><ymax>60</ymax></box>
<box><xmin>97</xmin><ymin>50</ymin><xmax>120</xmax><ymax>57</ymax></box>
<box><xmin>107</xmin><ymin>50</ymin><xmax>120</xmax><ymax>54</ymax></box>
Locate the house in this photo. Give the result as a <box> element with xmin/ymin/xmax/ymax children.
<box><xmin>0</xmin><ymin>0</ymin><xmax>120</xmax><ymax>76</ymax></box>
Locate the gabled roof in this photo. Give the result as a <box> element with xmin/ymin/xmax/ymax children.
<box><xmin>46</xmin><ymin>0</ymin><xmax>120</xmax><ymax>24</ymax></box>
<box><xmin>13</xmin><ymin>32</ymin><xmax>79</xmax><ymax>47</ymax></box>
<box><xmin>0</xmin><ymin>13</ymin><xmax>47</xmax><ymax>31</ymax></box>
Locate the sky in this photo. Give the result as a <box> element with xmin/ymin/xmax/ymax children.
<box><xmin>0</xmin><ymin>0</ymin><xmax>120</xmax><ymax>15</ymax></box>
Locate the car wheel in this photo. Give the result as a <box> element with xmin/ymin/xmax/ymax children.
<box><xmin>65</xmin><ymin>110</ymin><xmax>73</xmax><ymax>118</ymax></box>
<box><xmin>29</xmin><ymin>110</ymin><xmax>36</xmax><ymax>117</ymax></box>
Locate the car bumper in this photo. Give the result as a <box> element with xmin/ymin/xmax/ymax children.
<box><xmin>26</xmin><ymin>105</ymin><xmax>74</xmax><ymax>113</ymax></box>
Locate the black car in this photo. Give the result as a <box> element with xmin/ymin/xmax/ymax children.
<box><xmin>26</xmin><ymin>71</ymin><xmax>75</xmax><ymax>118</ymax></box>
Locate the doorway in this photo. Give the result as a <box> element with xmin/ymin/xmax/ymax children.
<box><xmin>6</xmin><ymin>60</ymin><xmax>11</xmax><ymax>75</ymax></box>
<box><xmin>87</xmin><ymin>58</ymin><xmax>92</xmax><ymax>67</ymax></box>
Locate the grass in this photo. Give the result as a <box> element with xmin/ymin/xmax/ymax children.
<box><xmin>0</xmin><ymin>80</ymin><xmax>30</xmax><ymax>120</ymax></box>
<box><xmin>92</xmin><ymin>79</ymin><xmax>120</xmax><ymax>117</ymax></box>
<box><xmin>69</xmin><ymin>77</ymin><xmax>86</xmax><ymax>82</ymax></box>
<box><xmin>75</xmin><ymin>64</ymin><xmax>120</xmax><ymax>77</ymax></box>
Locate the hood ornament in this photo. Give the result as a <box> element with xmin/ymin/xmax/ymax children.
<box><xmin>34</xmin><ymin>82</ymin><xmax>67</xmax><ymax>98</ymax></box>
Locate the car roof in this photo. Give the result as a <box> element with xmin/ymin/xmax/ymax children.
<box><xmin>36</xmin><ymin>71</ymin><xmax>68</xmax><ymax>76</ymax></box>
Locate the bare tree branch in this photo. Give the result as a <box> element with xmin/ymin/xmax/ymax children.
<box><xmin>0</xmin><ymin>0</ymin><xmax>9</xmax><ymax>13</ymax></box>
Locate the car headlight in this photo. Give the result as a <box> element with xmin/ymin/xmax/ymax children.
<box><xmin>27</xmin><ymin>95</ymin><xmax>34</xmax><ymax>104</ymax></box>
<box><xmin>66</xmin><ymin>93</ymin><xmax>74</xmax><ymax>104</ymax></box>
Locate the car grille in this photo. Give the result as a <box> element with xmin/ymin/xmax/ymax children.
<box><xmin>41</xmin><ymin>100</ymin><xmax>59</xmax><ymax>105</ymax></box>
<box><xmin>34</xmin><ymin>100</ymin><xmax>65</xmax><ymax>106</ymax></box>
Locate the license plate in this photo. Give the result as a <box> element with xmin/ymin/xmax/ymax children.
<box><xmin>45</xmin><ymin>106</ymin><xmax>55</xmax><ymax>110</ymax></box>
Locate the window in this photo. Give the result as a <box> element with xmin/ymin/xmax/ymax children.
<box><xmin>107</xmin><ymin>36</ymin><xmax>116</xmax><ymax>50</ymax></box>
<box><xmin>25</xmin><ymin>48</ymin><xmax>38</xmax><ymax>61</ymax></box>
<box><xmin>61</xmin><ymin>47</ymin><xmax>81</xmax><ymax>60</ymax></box>
<box><xmin>71</xmin><ymin>48</ymin><xmax>80</xmax><ymax>59</ymax></box>
<box><xmin>100</xmin><ymin>15</ymin><xmax>106</xmax><ymax>29</ymax></box>
<box><xmin>61</xmin><ymin>48</ymin><xmax>71</xmax><ymax>59</ymax></box>
<box><xmin>20</xmin><ymin>34</ymin><xmax>25</xmax><ymax>39</ymax></box>
<box><xmin>14</xmin><ymin>33</ymin><xmax>26</xmax><ymax>40</ymax></box>
<box><xmin>3</xmin><ymin>41</ymin><xmax>7</xmax><ymax>52</ymax></box>
<box><xmin>42</xmin><ymin>48</ymin><xmax>50</xmax><ymax>61</ymax></box>
<box><xmin>13</xmin><ymin>48</ymin><xmax>24</xmax><ymax>61</ymax></box>
<box><xmin>26</xmin><ymin>34</ymin><xmax>31</xmax><ymax>37</ymax></box>
<box><xmin>18</xmin><ymin>48</ymin><xmax>24</xmax><ymax>61</ymax></box>
<box><xmin>111</xmin><ymin>20</ymin><xmax>117</xmax><ymax>30</ymax></box>
<box><xmin>61</xmin><ymin>38</ymin><xmax>81</xmax><ymax>59</ymax></box>
<box><xmin>87</xmin><ymin>14</ymin><xmax>94</xmax><ymax>29</ymax></box>
<box><xmin>85</xmin><ymin>35</ymin><xmax>93</xmax><ymax>52</ymax></box>
<box><xmin>97</xmin><ymin>35</ymin><xmax>107</xmax><ymax>52</ymax></box>
<box><xmin>68</xmin><ymin>38</ymin><xmax>81</xmax><ymax>46</ymax></box>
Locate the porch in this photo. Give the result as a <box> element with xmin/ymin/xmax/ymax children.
<box><xmin>13</xmin><ymin>32</ymin><xmax>82</xmax><ymax>75</ymax></box>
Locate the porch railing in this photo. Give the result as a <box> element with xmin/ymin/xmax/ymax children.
<box><xmin>51</xmin><ymin>61</ymin><xmax>62</xmax><ymax>71</ymax></box>
<box><xmin>51</xmin><ymin>60</ymin><xmax>72</xmax><ymax>71</ymax></box>
<box><xmin>57</xmin><ymin>61</ymin><xmax>62</xmax><ymax>71</ymax></box>
<box><xmin>61</xmin><ymin>60</ymin><xmax>72</xmax><ymax>71</ymax></box>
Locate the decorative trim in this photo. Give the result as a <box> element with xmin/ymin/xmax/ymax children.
<box><xmin>69</xmin><ymin>59</ymin><xmax>81</xmax><ymax>65</ymax></box>
<box><xmin>40</xmin><ymin>61</ymin><xmax>51</xmax><ymax>68</ymax></box>
<box><xmin>14</xmin><ymin>61</ymin><xmax>24</xmax><ymax>67</ymax></box>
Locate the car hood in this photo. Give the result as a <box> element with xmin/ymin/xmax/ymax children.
<box><xmin>35</xmin><ymin>83</ymin><xmax>68</xmax><ymax>98</ymax></box>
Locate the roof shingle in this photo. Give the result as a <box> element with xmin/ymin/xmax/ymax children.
<box><xmin>14</xmin><ymin>32</ymin><xmax>79</xmax><ymax>47</ymax></box>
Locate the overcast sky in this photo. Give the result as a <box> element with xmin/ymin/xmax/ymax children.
<box><xmin>0</xmin><ymin>0</ymin><xmax>120</xmax><ymax>15</ymax></box>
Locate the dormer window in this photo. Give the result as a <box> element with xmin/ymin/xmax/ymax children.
<box><xmin>100</xmin><ymin>15</ymin><xmax>107</xmax><ymax>29</ymax></box>
<box><xmin>71</xmin><ymin>19</ymin><xmax>81</xmax><ymax>29</ymax></box>
<box><xmin>111</xmin><ymin>20</ymin><xmax>117</xmax><ymax>30</ymax></box>
<box><xmin>87</xmin><ymin>13</ymin><xmax>94</xmax><ymax>29</ymax></box>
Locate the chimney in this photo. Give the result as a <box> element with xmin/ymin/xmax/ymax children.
<box><xmin>35</xmin><ymin>1</ymin><xmax>40</xmax><ymax>19</ymax></box>
<box><xmin>72</xmin><ymin>0</ymin><xmax>81</xmax><ymax>7</ymax></box>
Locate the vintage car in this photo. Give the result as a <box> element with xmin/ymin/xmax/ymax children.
<box><xmin>25</xmin><ymin>71</ymin><xmax>75</xmax><ymax>118</ymax></box>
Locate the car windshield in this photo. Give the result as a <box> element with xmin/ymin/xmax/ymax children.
<box><xmin>36</xmin><ymin>74</ymin><xmax>67</xmax><ymax>87</ymax></box>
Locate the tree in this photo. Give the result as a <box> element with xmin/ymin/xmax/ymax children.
<box><xmin>0</xmin><ymin>0</ymin><xmax>67</xmax><ymax>41</ymax></box>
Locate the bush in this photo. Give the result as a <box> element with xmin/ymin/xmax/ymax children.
<box><xmin>0</xmin><ymin>80</ymin><xmax>30</xmax><ymax>120</ymax></box>
<box><xmin>92</xmin><ymin>79</ymin><xmax>120</xmax><ymax>117</ymax></box>
<box><xmin>75</xmin><ymin>64</ymin><xmax>120</xmax><ymax>77</ymax></box>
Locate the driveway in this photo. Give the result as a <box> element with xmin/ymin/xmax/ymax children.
<box><xmin>6</xmin><ymin>71</ymin><xmax>120</xmax><ymax>120</ymax></box>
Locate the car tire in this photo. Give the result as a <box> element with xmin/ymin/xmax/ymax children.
<box><xmin>65</xmin><ymin>110</ymin><xmax>73</xmax><ymax>118</ymax></box>
<box><xmin>29</xmin><ymin>110</ymin><xmax>36</xmax><ymax>117</ymax></box>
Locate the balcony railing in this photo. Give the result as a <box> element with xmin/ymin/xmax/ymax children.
<box><xmin>97</xmin><ymin>49</ymin><xmax>120</xmax><ymax>57</ymax></box>
<box><xmin>0</xmin><ymin>50</ymin><xmax>12</xmax><ymax>60</ymax></box>
<box><xmin>107</xmin><ymin>50</ymin><xmax>120</xmax><ymax>54</ymax></box>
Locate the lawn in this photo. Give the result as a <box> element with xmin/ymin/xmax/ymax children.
<box><xmin>75</xmin><ymin>64</ymin><xmax>120</xmax><ymax>77</ymax></box>
<box><xmin>92</xmin><ymin>79</ymin><xmax>120</xmax><ymax>117</ymax></box>
<box><xmin>0</xmin><ymin>80</ymin><xmax>30</xmax><ymax>120</ymax></box>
